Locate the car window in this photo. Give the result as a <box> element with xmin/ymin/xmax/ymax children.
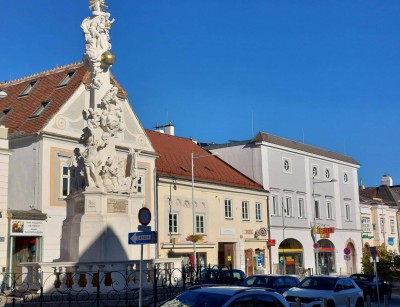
<box><xmin>242</xmin><ymin>276</ymin><xmax>257</xmax><ymax>286</ymax></box>
<box><xmin>284</xmin><ymin>277</ymin><xmax>298</xmax><ymax>286</ymax></box>
<box><xmin>273</xmin><ymin>278</ymin><xmax>284</xmax><ymax>288</ymax></box>
<box><xmin>162</xmin><ymin>291</ymin><xmax>231</xmax><ymax>307</ymax></box>
<box><xmin>254</xmin><ymin>294</ymin><xmax>284</xmax><ymax>307</ymax></box>
<box><xmin>230</xmin><ymin>295</ymin><xmax>254</xmax><ymax>307</ymax></box>
<box><xmin>298</xmin><ymin>277</ymin><xmax>336</xmax><ymax>290</ymax></box>
<box><xmin>343</xmin><ymin>278</ymin><xmax>355</xmax><ymax>289</ymax></box>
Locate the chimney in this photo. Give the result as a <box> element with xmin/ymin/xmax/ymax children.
<box><xmin>164</xmin><ymin>122</ymin><xmax>175</xmax><ymax>136</ymax></box>
<box><xmin>381</xmin><ymin>174</ymin><xmax>393</xmax><ymax>186</ymax></box>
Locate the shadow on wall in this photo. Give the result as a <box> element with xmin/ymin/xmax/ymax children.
<box><xmin>71</xmin><ymin>226</ymin><xmax>130</xmax><ymax>262</ymax></box>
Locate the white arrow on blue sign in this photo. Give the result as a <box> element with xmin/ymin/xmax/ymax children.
<box><xmin>128</xmin><ymin>231</ymin><xmax>157</xmax><ymax>245</ymax></box>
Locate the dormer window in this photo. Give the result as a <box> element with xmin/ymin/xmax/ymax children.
<box><xmin>19</xmin><ymin>80</ymin><xmax>38</xmax><ymax>97</ymax></box>
<box><xmin>30</xmin><ymin>100</ymin><xmax>51</xmax><ymax>118</ymax></box>
<box><xmin>0</xmin><ymin>108</ymin><xmax>11</xmax><ymax>124</ymax></box>
<box><xmin>57</xmin><ymin>70</ymin><xmax>76</xmax><ymax>87</ymax></box>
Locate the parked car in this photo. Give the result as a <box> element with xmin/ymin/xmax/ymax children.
<box><xmin>283</xmin><ymin>275</ymin><xmax>364</xmax><ymax>307</ymax></box>
<box><xmin>350</xmin><ymin>274</ymin><xmax>391</xmax><ymax>301</ymax></box>
<box><xmin>159</xmin><ymin>285</ymin><xmax>290</xmax><ymax>306</ymax></box>
<box><xmin>199</xmin><ymin>268</ymin><xmax>246</xmax><ymax>285</ymax></box>
<box><xmin>240</xmin><ymin>274</ymin><xmax>300</xmax><ymax>294</ymax></box>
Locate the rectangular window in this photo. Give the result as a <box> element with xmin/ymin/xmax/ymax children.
<box><xmin>271</xmin><ymin>195</ymin><xmax>278</xmax><ymax>216</ymax></box>
<box><xmin>255</xmin><ymin>202</ymin><xmax>262</xmax><ymax>221</ymax></box>
<box><xmin>225</xmin><ymin>199</ymin><xmax>232</xmax><ymax>218</ymax></box>
<box><xmin>169</xmin><ymin>213</ymin><xmax>178</xmax><ymax>234</ymax></box>
<box><xmin>362</xmin><ymin>217</ymin><xmax>371</xmax><ymax>232</ymax></box>
<box><xmin>345</xmin><ymin>202</ymin><xmax>351</xmax><ymax>221</ymax></box>
<box><xmin>57</xmin><ymin>70</ymin><xmax>76</xmax><ymax>87</ymax></box>
<box><xmin>380</xmin><ymin>217</ymin><xmax>385</xmax><ymax>233</ymax></box>
<box><xmin>314</xmin><ymin>200</ymin><xmax>320</xmax><ymax>219</ymax></box>
<box><xmin>326</xmin><ymin>201</ymin><xmax>333</xmax><ymax>219</ymax></box>
<box><xmin>284</xmin><ymin>197</ymin><xmax>292</xmax><ymax>217</ymax></box>
<box><xmin>0</xmin><ymin>108</ymin><xmax>11</xmax><ymax>124</ymax></box>
<box><xmin>136</xmin><ymin>176</ymin><xmax>143</xmax><ymax>194</ymax></box>
<box><xmin>298</xmin><ymin>198</ymin><xmax>305</xmax><ymax>218</ymax></box>
<box><xmin>196</xmin><ymin>215</ymin><xmax>204</xmax><ymax>234</ymax></box>
<box><xmin>242</xmin><ymin>201</ymin><xmax>249</xmax><ymax>220</ymax></box>
<box><xmin>30</xmin><ymin>100</ymin><xmax>51</xmax><ymax>118</ymax></box>
<box><xmin>19</xmin><ymin>80</ymin><xmax>38</xmax><ymax>97</ymax></box>
<box><xmin>61</xmin><ymin>165</ymin><xmax>70</xmax><ymax>197</ymax></box>
<box><xmin>390</xmin><ymin>219</ymin><xmax>395</xmax><ymax>234</ymax></box>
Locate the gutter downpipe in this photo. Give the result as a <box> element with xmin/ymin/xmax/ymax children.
<box><xmin>266</xmin><ymin>195</ymin><xmax>272</xmax><ymax>274</ymax></box>
<box><xmin>154</xmin><ymin>167</ymin><xmax>159</xmax><ymax>259</ymax></box>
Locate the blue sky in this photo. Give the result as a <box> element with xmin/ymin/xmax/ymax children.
<box><xmin>2</xmin><ymin>1</ymin><xmax>400</xmax><ymax>187</ymax></box>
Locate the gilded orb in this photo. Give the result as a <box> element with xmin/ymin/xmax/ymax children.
<box><xmin>101</xmin><ymin>51</ymin><xmax>115</xmax><ymax>66</ymax></box>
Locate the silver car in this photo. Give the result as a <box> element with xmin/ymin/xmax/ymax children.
<box><xmin>159</xmin><ymin>285</ymin><xmax>289</xmax><ymax>306</ymax></box>
<box><xmin>283</xmin><ymin>276</ymin><xmax>364</xmax><ymax>307</ymax></box>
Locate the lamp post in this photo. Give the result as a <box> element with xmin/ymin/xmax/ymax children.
<box><xmin>373</xmin><ymin>197</ymin><xmax>386</xmax><ymax>249</ymax></box>
<box><xmin>312</xmin><ymin>176</ymin><xmax>336</xmax><ymax>275</ymax></box>
<box><xmin>191</xmin><ymin>151</ymin><xmax>218</xmax><ymax>270</ymax></box>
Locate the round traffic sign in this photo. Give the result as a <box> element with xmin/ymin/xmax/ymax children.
<box><xmin>138</xmin><ymin>207</ymin><xmax>151</xmax><ymax>226</ymax></box>
<box><xmin>344</xmin><ymin>248</ymin><xmax>351</xmax><ymax>255</ymax></box>
<box><xmin>313</xmin><ymin>243</ymin><xmax>319</xmax><ymax>249</ymax></box>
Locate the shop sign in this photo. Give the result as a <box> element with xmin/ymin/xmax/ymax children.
<box><xmin>362</xmin><ymin>234</ymin><xmax>374</xmax><ymax>239</ymax></box>
<box><xmin>10</xmin><ymin>220</ymin><xmax>45</xmax><ymax>236</ymax></box>
<box><xmin>388</xmin><ymin>237</ymin><xmax>395</xmax><ymax>246</ymax></box>
<box><xmin>267</xmin><ymin>239</ymin><xmax>276</xmax><ymax>246</ymax></box>
<box><xmin>320</xmin><ymin>233</ymin><xmax>330</xmax><ymax>238</ymax></box>
<box><xmin>312</xmin><ymin>227</ymin><xmax>335</xmax><ymax>235</ymax></box>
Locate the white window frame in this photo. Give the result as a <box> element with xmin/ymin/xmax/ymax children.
<box><xmin>169</xmin><ymin>213</ymin><xmax>178</xmax><ymax>234</ymax></box>
<box><xmin>343</xmin><ymin>171</ymin><xmax>349</xmax><ymax>184</ymax></box>
<box><xmin>224</xmin><ymin>199</ymin><xmax>233</xmax><ymax>219</ymax></box>
<box><xmin>282</xmin><ymin>157</ymin><xmax>292</xmax><ymax>174</ymax></box>
<box><xmin>196</xmin><ymin>214</ymin><xmax>205</xmax><ymax>234</ymax></box>
<box><xmin>312</xmin><ymin>165</ymin><xmax>319</xmax><ymax>178</ymax></box>
<box><xmin>242</xmin><ymin>201</ymin><xmax>249</xmax><ymax>220</ymax></box>
<box><xmin>298</xmin><ymin>198</ymin><xmax>305</xmax><ymax>218</ymax></box>
<box><xmin>271</xmin><ymin>195</ymin><xmax>278</xmax><ymax>216</ymax></box>
<box><xmin>345</xmin><ymin>202</ymin><xmax>351</xmax><ymax>221</ymax></box>
<box><xmin>314</xmin><ymin>199</ymin><xmax>320</xmax><ymax>219</ymax></box>
<box><xmin>324</xmin><ymin>167</ymin><xmax>332</xmax><ymax>180</ymax></box>
<box><xmin>362</xmin><ymin>217</ymin><xmax>371</xmax><ymax>232</ymax></box>
<box><xmin>255</xmin><ymin>202</ymin><xmax>262</xmax><ymax>221</ymax></box>
<box><xmin>326</xmin><ymin>200</ymin><xmax>333</xmax><ymax>219</ymax></box>
<box><xmin>380</xmin><ymin>217</ymin><xmax>385</xmax><ymax>233</ymax></box>
<box><xmin>284</xmin><ymin>196</ymin><xmax>292</xmax><ymax>217</ymax></box>
<box><xmin>136</xmin><ymin>175</ymin><xmax>144</xmax><ymax>194</ymax></box>
<box><xmin>60</xmin><ymin>161</ymin><xmax>70</xmax><ymax>198</ymax></box>
<box><xmin>390</xmin><ymin>219</ymin><xmax>395</xmax><ymax>234</ymax></box>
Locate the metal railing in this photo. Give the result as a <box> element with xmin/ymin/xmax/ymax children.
<box><xmin>0</xmin><ymin>264</ymin><xmax>234</xmax><ymax>306</ymax></box>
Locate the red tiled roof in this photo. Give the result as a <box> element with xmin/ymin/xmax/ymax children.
<box><xmin>0</xmin><ymin>62</ymin><xmax>127</xmax><ymax>138</ymax></box>
<box><xmin>146</xmin><ymin>129</ymin><xmax>266</xmax><ymax>191</ymax></box>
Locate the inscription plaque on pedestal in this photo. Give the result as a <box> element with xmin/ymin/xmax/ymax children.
<box><xmin>107</xmin><ymin>199</ymin><xmax>128</xmax><ymax>213</ymax></box>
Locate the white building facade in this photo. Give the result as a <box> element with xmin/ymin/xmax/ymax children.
<box><xmin>207</xmin><ymin>132</ymin><xmax>362</xmax><ymax>275</ymax></box>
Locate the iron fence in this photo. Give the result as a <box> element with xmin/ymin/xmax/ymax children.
<box><xmin>0</xmin><ymin>264</ymin><xmax>234</xmax><ymax>306</ymax></box>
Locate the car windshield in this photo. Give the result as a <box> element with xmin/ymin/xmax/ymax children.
<box><xmin>161</xmin><ymin>291</ymin><xmax>231</xmax><ymax>307</ymax></box>
<box><xmin>352</xmin><ymin>275</ymin><xmax>374</xmax><ymax>282</ymax></box>
<box><xmin>241</xmin><ymin>276</ymin><xmax>276</xmax><ymax>287</ymax></box>
<box><xmin>297</xmin><ymin>277</ymin><xmax>337</xmax><ymax>290</ymax></box>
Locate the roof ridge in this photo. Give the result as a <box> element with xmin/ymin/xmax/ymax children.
<box><xmin>2</xmin><ymin>62</ymin><xmax>84</xmax><ymax>86</ymax></box>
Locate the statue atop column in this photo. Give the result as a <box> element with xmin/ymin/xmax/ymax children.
<box><xmin>70</xmin><ymin>1</ymin><xmax>142</xmax><ymax>195</ymax></box>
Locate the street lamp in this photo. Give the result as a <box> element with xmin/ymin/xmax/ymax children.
<box><xmin>373</xmin><ymin>197</ymin><xmax>386</xmax><ymax>249</ymax></box>
<box><xmin>312</xmin><ymin>176</ymin><xmax>337</xmax><ymax>275</ymax></box>
<box><xmin>191</xmin><ymin>151</ymin><xmax>218</xmax><ymax>270</ymax></box>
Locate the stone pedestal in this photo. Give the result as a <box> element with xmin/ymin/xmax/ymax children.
<box><xmin>60</xmin><ymin>189</ymin><xmax>144</xmax><ymax>262</ymax></box>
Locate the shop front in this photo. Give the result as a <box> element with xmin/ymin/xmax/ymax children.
<box><xmin>317</xmin><ymin>239</ymin><xmax>335</xmax><ymax>275</ymax></box>
<box><xmin>278</xmin><ymin>239</ymin><xmax>303</xmax><ymax>275</ymax></box>
<box><xmin>7</xmin><ymin>210</ymin><xmax>47</xmax><ymax>275</ymax></box>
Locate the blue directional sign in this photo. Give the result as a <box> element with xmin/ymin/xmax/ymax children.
<box><xmin>128</xmin><ymin>231</ymin><xmax>157</xmax><ymax>245</ymax></box>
